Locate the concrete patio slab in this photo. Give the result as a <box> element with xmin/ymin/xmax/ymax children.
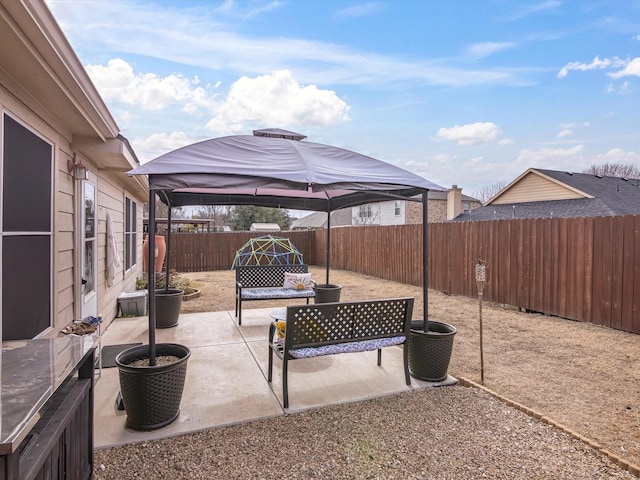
<box><xmin>93</xmin><ymin>308</ymin><xmax>456</xmax><ymax>449</ymax></box>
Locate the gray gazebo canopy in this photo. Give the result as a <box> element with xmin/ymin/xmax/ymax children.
<box><xmin>127</xmin><ymin>129</ymin><xmax>445</xmax><ymax>359</ymax></box>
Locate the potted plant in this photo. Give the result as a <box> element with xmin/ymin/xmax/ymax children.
<box><xmin>136</xmin><ymin>270</ymin><xmax>186</xmax><ymax>328</ymax></box>
<box><xmin>115</xmin><ymin>343</ymin><xmax>190</xmax><ymax>430</ymax></box>
<box><xmin>314</xmin><ymin>283</ymin><xmax>342</xmax><ymax>303</ymax></box>
<box><xmin>117</xmin><ymin>269</ymin><xmax>189</xmax><ymax>430</ymax></box>
<box><xmin>407</xmin><ymin>318</ymin><xmax>456</xmax><ymax>382</ymax></box>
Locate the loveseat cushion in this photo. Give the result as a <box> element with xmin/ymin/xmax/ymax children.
<box><xmin>241</xmin><ymin>287</ymin><xmax>315</xmax><ymax>300</ymax></box>
<box><xmin>289</xmin><ymin>336</ymin><xmax>406</xmax><ymax>359</ymax></box>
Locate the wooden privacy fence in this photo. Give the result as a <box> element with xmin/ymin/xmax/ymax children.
<box><xmin>168</xmin><ymin>231</ymin><xmax>318</xmax><ymax>271</ymax></box>
<box><xmin>167</xmin><ymin>216</ymin><xmax>640</xmax><ymax>334</ymax></box>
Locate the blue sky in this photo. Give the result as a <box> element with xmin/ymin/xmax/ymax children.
<box><xmin>47</xmin><ymin>0</ymin><xmax>640</xmax><ymax>197</ymax></box>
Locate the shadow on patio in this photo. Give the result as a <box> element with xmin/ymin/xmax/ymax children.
<box><xmin>94</xmin><ymin>307</ymin><xmax>455</xmax><ymax>449</ymax></box>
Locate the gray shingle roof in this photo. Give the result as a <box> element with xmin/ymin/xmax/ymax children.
<box><xmin>453</xmin><ymin>169</ymin><xmax>640</xmax><ymax>221</ymax></box>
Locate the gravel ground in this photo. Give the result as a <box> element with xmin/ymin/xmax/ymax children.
<box><xmin>94</xmin><ymin>268</ymin><xmax>640</xmax><ymax>479</ymax></box>
<box><xmin>94</xmin><ymin>386</ymin><xmax>636</xmax><ymax>479</ymax></box>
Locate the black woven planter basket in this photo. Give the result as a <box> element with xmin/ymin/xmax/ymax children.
<box><xmin>314</xmin><ymin>284</ymin><xmax>342</xmax><ymax>303</ymax></box>
<box><xmin>155</xmin><ymin>288</ymin><xmax>184</xmax><ymax>328</ymax></box>
<box><xmin>408</xmin><ymin>320</ymin><xmax>456</xmax><ymax>382</ymax></box>
<box><xmin>116</xmin><ymin>343</ymin><xmax>191</xmax><ymax>431</ymax></box>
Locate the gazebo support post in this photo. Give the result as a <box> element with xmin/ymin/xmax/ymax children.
<box><xmin>422</xmin><ymin>189</ymin><xmax>429</xmax><ymax>332</ymax></box>
<box><xmin>148</xmin><ymin>191</ymin><xmax>157</xmax><ymax>365</ymax></box>
<box><xmin>325</xmin><ymin>204</ymin><xmax>331</xmax><ymax>284</ymax></box>
<box><xmin>165</xmin><ymin>200</ymin><xmax>172</xmax><ymax>293</ymax></box>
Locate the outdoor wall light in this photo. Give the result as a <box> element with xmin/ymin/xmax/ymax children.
<box><xmin>67</xmin><ymin>158</ymin><xmax>88</xmax><ymax>180</ymax></box>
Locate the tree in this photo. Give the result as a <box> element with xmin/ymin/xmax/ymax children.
<box><xmin>227</xmin><ymin>206</ymin><xmax>291</xmax><ymax>231</ymax></box>
<box><xmin>583</xmin><ymin>162</ymin><xmax>640</xmax><ymax>179</ymax></box>
<box><xmin>143</xmin><ymin>195</ymin><xmax>188</xmax><ymax>220</ymax></box>
<box><xmin>473</xmin><ymin>180</ymin><xmax>508</xmax><ymax>205</ymax></box>
<box><xmin>352</xmin><ymin>204</ymin><xmax>380</xmax><ymax>225</ymax></box>
<box><xmin>193</xmin><ymin>205</ymin><xmax>228</xmax><ymax>228</ymax></box>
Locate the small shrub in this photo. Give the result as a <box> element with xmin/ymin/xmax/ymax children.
<box><xmin>136</xmin><ymin>270</ymin><xmax>197</xmax><ymax>294</ymax></box>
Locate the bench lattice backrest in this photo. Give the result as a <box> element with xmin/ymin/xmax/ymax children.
<box><xmin>285</xmin><ymin>298</ymin><xmax>413</xmax><ymax>349</ymax></box>
<box><xmin>236</xmin><ymin>264</ymin><xmax>309</xmax><ymax>288</ymax></box>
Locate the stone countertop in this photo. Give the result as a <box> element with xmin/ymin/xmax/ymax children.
<box><xmin>0</xmin><ymin>335</ymin><xmax>95</xmax><ymax>454</ymax></box>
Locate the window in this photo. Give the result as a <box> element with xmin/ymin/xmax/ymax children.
<box><xmin>358</xmin><ymin>205</ymin><xmax>372</xmax><ymax>218</ymax></box>
<box><xmin>125</xmin><ymin>197</ymin><xmax>137</xmax><ymax>270</ymax></box>
<box><xmin>394</xmin><ymin>201</ymin><xmax>401</xmax><ymax>216</ymax></box>
<box><xmin>463</xmin><ymin>202</ymin><xmax>471</xmax><ymax>213</ymax></box>
<box><xmin>2</xmin><ymin>114</ymin><xmax>53</xmax><ymax>340</ymax></box>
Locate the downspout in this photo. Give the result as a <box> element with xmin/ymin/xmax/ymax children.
<box><xmin>148</xmin><ymin>191</ymin><xmax>157</xmax><ymax>365</ymax></box>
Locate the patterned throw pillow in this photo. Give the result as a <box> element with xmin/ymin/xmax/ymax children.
<box><xmin>283</xmin><ymin>272</ymin><xmax>313</xmax><ymax>290</ymax></box>
<box><xmin>274</xmin><ymin>317</ymin><xmax>329</xmax><ymax>342</ymax></box>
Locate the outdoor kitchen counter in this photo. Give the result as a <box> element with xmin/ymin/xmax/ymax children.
<box><xmin>0</xmin><ymin>336</ymin><xmax>95</xmax><ymax>457</ymax></box>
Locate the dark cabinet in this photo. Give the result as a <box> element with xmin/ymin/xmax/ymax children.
<box><xmin>0</xmin><ymin>340</ymin><xmax>94</xmax><ymax>480</ymax></box>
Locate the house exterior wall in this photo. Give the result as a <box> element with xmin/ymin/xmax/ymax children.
<box><xmin>406</xmin><ymin>199</ymin><xmax>448</xmax><ymax>224</ymax></box>
<box><xmin>1</xmin><ymin>87</ymin><xmax>74</xmax><ymax>336</ymax></box>
<box><xmin>378</xmin><ymin>200</ymin><xmax>405</xmax><ymax>225</ymax></box>
<box><xmin>492</xmin><ymin>172</ymin><xmax>585</xmax><ymax>205</ymax></box>
<box><xmin>97</xmin><ymin>172</ymin><xmax>145</xmax><ymax>325</ymax></box>
<box><xmin>1</xmin><ymin>82</ymin><xmax>145</xmax><ymax>339</ymax></box>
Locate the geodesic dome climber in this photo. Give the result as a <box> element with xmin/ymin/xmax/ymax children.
<box><xmin>231</xmin><ymin>235</ymin><xmax>304</xmax><ymax>268</ymax></box>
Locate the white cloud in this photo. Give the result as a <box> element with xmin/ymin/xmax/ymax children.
<box><xmin>557</xmin><ymin>56</ymin><xmax>612</xmax><ymax>78</ymax></box>
<box><xmin>514</xmin><ymin>145</ymin><xmax>584</xmax><ymax>168</ymax></box>
<box><xmin>85</xmin><ymin>58</ymin><xmax>219</xmax><ymax>112</ymax></box>
<box><xmin>436</xmin><ymin>122</ymin><xmax>501</xmax><ymax>145</ymax></box>
<box><xmin>602</xmin><ymin>148</ymin><xmax>640</xmax><ymax>162</ymax></box>
<box><xmin>558</xmin><ymin>56</ymin><xmax>638</xmax><ymax>80</ymax></box>
<box><xmin>48</xmin><ymin>1</ymin><xmax>530</xmax><ymax>89</ymax></box>
<box><xmin>205</xmin><ymin>70</ymin><xmax>350</xmax><ymax>134</ymax></box>
<box><xmin>557</xmin><ymin>129</ymin><xmax>572</xmax><ymax>138</ymax></box>
<box><xmin>498</xmin><ymin>138</ymin><xmax>515</xmax><ymax>145</ymax></box>
<box><xmin>501</xmin><ymin>0</ymin><xmax>562</xmax><ymax>21</ymax></box>
<box><xmin>132</xmin><ymin>131</ymin><xmax>197</xmax><ymax>163</ymax></box>
<box><xmin>608</xmin><ymin>57</ymin><xmax>640</xmax><ymax>79</ymax></box>
<box><xmin>467</xmin><ymin>42</ymin><xmax>515</xmax><ymax>58</ymax></box>
<box><xmin>335</xmin><ymin>2</ymin><xmax>384</xmax><ymax>19</ymax></box>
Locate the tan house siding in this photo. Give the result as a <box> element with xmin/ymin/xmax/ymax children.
<box><xmin>97</xmin><ymin>173</ymin><xmax>144</xmax><ymax>325</ymax></box>
<box><xmin>56</xmin><ymin>143</ymin><xmax>76</xmax><ymax>333</ymax></box>
<box><xmin>1</xmin><ymin>1</ymin><xmax>149</xmax><ymax>342</ymax></box>
<box><xmin>491</xmin><ymin>171</ymin><xmax>587</xmax><ymax>205</ymax></box>
<box><xmin>1</xmin><ymin>94</ymin><xmax>80</xmax><ymax>335</ymax></box>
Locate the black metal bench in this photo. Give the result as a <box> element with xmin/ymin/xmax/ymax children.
<box><xmin>235</xmin><ymin>264</ymin><xmax>315</xmax><ymax>325</ymax></box>
<box><xmin>267</xmin><ymin>297</ymin><xmax>414</xmax><ymax>408</ymax></box>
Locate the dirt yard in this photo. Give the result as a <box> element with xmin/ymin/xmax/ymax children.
<box><xmin>180</xmin><ymin>266</ymin><xmax>640</xmax><ymax>468</ymax></box>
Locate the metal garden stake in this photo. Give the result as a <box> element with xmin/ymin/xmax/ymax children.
<box><xmin>475</xmin><ymin>260</ymin><xmax>486</xmax><ymax>384</ymax></box>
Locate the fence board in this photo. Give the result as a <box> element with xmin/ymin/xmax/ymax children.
<box><xmin>633</xmin><ymin>216</ymin><xmax>640</xmax><ymax>333</ymax></box>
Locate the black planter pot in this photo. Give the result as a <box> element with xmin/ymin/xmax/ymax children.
<box><xmin>155</xmin><ymin>288</ymin><xmax>184</xmax><ymax>328</ymax></box>
<box><xmin>408</xmin><ymin>320</ymin><xmax>456</xmax><ymax>382</ymax></box>
<box><xmin>116</xmin><ymin>343</ymin><xmax>191</xmax><ymax>431</ymax></box>
<box><xmin>314</xmin><ymin>284</ymin><xmax>342</xmax><ymax>303</ymax></box>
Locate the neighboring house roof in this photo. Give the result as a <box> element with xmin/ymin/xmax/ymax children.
<box><xmin>290</xmin><ymin>209</ymin><xmax>353</xmax><ymax>229</ymax></box>
<box><xmin>453</xmin><ymin>168</ymin><xmax>640</xmax><ymax>221</ymax></box>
